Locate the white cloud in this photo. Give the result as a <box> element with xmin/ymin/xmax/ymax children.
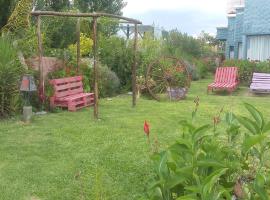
<box><xmin>123</xmin><ymin>0</ymin><xmax>227</xmax><ymax>15</ymax></box>
<box><xmin>123</xmin><ymin>0</ymin><xmax>228</xmax><ymax>35</ymax></box>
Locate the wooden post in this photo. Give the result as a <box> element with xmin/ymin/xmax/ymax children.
<box><xmin>37</xmin><ymin>15</ymin><xmax>44</xmax><ymax>105</ymax></box>
<box><xmin>92</xmin><ymin>17</ymin><xmax>99</xmax><ymax>119</ymax></box>
<box><xmin>76</xmin><ymin>18</ymin><xmax>80</xmax><ymax>73</ymax></box>
<box><xmin>132</xmin><ymin>23</ymin><xmax>138</xmax><ymax>107</ymax></box>
<box><xmin>127</xmin><ymin>24</ymin><xmax>130</xmax><ymax>39</ymax></box>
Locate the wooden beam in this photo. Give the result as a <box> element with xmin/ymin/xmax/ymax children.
<box><xmin>76</xmin><ymin>18</ymin><xmax>80</xmax><ymax>73</ymax></box>
<box><xmin>132</xmin><ymin>24</ymin><xmax>138</xmax><ymax>107</ymax></box>
<box><xmin>31</xmin><ymin>11</ymin><xmax>142</xmax><ymax>24</ymax></box>
<box><xmin>37</xmin><ymin>15</ymin><xmax>44</xmax><ymax>104</ymax></box>
<box><xmin>92</xmin><ymin>17</ymin><xmax>99</xmax><ymax>119</ymax></box>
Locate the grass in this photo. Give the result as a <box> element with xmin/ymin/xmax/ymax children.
<box><xmin>1</xmin><ymin>79</ymin><xmax>270</xmax><ymax>200</ymax></box>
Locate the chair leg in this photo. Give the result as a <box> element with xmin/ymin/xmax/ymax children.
<box><xmin>50</xmin><ymin>97</ymin><xmax>55</xmax><ymax>110</ymax></box>
<box><xmin>68</xmin><ymin>101</ymin><xmax>76</xmax><ymax>111</ymax></box>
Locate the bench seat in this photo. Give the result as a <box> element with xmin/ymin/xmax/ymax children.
<box><xmin>208</xmin><ymin>67</ymin><xmax>239</xmax><ymax>94</ymax></box>
<box><xmin>250</xmin><ymin>73</ymin><xmax>270</xmax><ymax>93</ymax></box>
<box><xmin>50</xmin><ymin>76</ymin><xmax>94</xmax><ymax>111</ymax></box>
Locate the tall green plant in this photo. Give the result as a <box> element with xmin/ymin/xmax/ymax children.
<box><xmin>0</xmin><ymin>37</ymin><xmax>23</xmax><ymax>118</ymax></box>
<box><xmin>147</xmin><ymin>102</ymin><xmax>270</xmax><ymax>199</ymax></box>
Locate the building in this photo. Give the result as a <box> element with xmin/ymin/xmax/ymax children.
<box><xmin>216</xmin><ymin>0</ymin><xmax>270</xmax><ymax>61</ymax></box>
<box><xmin>119</xmin><ymin>25</ymin><xmax>162</xmax><ymax>39</ymax></box>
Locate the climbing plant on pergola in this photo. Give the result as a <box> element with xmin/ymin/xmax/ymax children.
<box><xmin>31</xmin><ymin>11</ymin><xmax>142</xmax><ymax>119</ymax></box>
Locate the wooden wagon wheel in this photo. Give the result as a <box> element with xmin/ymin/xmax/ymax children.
<box><xmin>146</xmin><ymin>56</ymin><xmax>191</xmax><ymax>101</ymax></box>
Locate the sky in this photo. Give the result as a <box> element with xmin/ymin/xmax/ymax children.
<box><xmin>123</xmin><ymin>0</ymin><xmax>228</xmax><ymax>36</ymax></box>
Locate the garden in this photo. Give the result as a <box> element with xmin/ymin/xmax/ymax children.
<box><xmin>1</xmin><ymin>0</ymin><xmax>270</xmax><ymax>200</ymax></box>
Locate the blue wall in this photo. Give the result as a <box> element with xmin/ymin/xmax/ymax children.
<box><xmin>243</xmin><ymin>0</ymin><xmax>270</xmax><ymax>35</ymax></box>
<box><xmin>217</xmin><ymin>0</ymin><xmax>270</xmax><ymax>60</ymax></box>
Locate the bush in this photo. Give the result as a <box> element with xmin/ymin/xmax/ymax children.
<box><xmin>147</xmin><ymin>102</ymin><xmax>270</xmax><ymax>199</ymax></box>
<box><xmin>89</xmin><ymin>64</ymin><xmax>120</xmax><ymax>98</ymax></box>
<box><xmin>0</xmin><ymin>36</ymin><xmax>24</xmax><ymax>118</ymax></box>
<box><xmin>138</xmin><ymin>33</ymin><xmax>163</xmax><ymax>76</ymax></box>
<box><xmin>68</xmin><ymin>33</ymin><xmax>93</xmax><ymax>57</ymax></box>
<box><xmin>99</xmin><ymin>36</ymin><xmax>133</xmax><ymax>88</ymax></box>
<box><xmin>164</xmin><ymin>30</ymin><xmax>203</xmax><ymax>58</ymax></box>
<box><xmin>223</xmin><ymin>60</ymin><xmax>270</xmax><ymax>85</ymax></box>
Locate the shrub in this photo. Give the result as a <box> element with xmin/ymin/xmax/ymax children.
<box><xmin>68</xmin><ymin>33</ymin><xmax>93</xmax><ymax>57</ymax></box>
<box><xmin>138</xmin><ymin>33</ymin><xmax>163</xmax><ymax>76</ymax></box>
<box><xmin>224</xmin><ymin>60</ymin><xmax>270</xmax><ymax>85</ymax></box>
<box><xmin>164</xmin><ymin>30</ymin><xmax>203</xmax><ymax>58</ymax></box>
<box><xmin>147</xmin><ymin>102</ymin><xmax>270</xmax><ymax>199</ymax></box>
<box><xmin>89</xmin><ymin>64</ymin><xmax>120</xmax><ymax>98</ymax></box>
<box><xmin>0</xmin><ymin>37</ymin><xmax>24</xmax><ymax>118</ymax></box>
<box><xmin>99</xmin><ymin>36</ymin><xmax>133</xmax><ymax>88</ymax></box>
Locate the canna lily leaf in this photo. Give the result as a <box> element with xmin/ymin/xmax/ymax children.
<box><xmin>253</xmin><ymin>173</ymin><xmax>269</xmax><ymax>200</ymax></box>
<box><xmin>202</xmin><ymin>168</ymin><xmax>228</xmax><ymax>198</ymax></box>
<box><xmin>167</xmin><ymin>173</ymin><xmax>187</xmax><ymax>189</ymax></box>
<box><xmin>262</xmin><ymin>121</ymin><xmax>270</xmax><ymax>134</ymax></box>
<box><xmin>192</xmin><ymin>124</ymin><xmax>212</xmax><ymax>142</ymax></box>
<box><xmin>237</xmin><ymin>116</ymin><xmax>261</xmax><ymax>135</ymax></box>
<box><xmin>242</xmin><ymin>134</ymin><xmax>266</xmax><ymax>155</ymax></box>
<box><xmin>176</xmin><ymin>194</ymin><xmax>197</xmax><ymax>200</ymax></box>
<box><xmin>197</xmin><ymin>160</ymin><xmax>225</xmax><ymax>169</ymax></box>
<box><xmin>225</xmin><ymin>112</ymin><xmax>237</xmax><ymax>125</ymax></box>
<box><xmin>244</xmin><ymin>103</ymin><xmax>265</xmax><ymax>129</ymax></box>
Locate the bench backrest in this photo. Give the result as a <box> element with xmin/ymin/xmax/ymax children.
<box><xmin>50</xmin><ymin>76</ymin><xmax>83</xmax><ymax>99</ymax></box>
<box><xmin>252</xmin><ymin>73</ymin><xmax>270</xmax><ymax>84</ymax></box>
<box><xmin>214</xmin><ymin>67</ymin><xmax>238</xmax><ymax>83</ymax></box>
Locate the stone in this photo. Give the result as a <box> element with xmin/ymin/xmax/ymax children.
<box><xmin>22</xmin><ymin>106</ymin><xmax>32</xmax><ymax>123</ymax></box>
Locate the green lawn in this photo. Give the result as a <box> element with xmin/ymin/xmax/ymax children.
<box><xmin>1</xmin><ymin>79</ymin><xmax>270</xmax><ymax>200</ymax></box>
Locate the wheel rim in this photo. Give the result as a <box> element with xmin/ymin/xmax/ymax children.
<box><xmin>146</xmin><ymin>56</ymin><xmax>191</xmax><ymax>101</ymax></box>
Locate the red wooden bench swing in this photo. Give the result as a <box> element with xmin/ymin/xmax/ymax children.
<box><xmin>31</xmin><ymin>11</ymin><xmax>141</xmax><ymax>118</ymax></box>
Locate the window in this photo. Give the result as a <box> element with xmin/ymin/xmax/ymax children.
<box><xmin>247</xmin><ymin>35</ymin><xmax>270</xmax><ymax>61</ymax></box>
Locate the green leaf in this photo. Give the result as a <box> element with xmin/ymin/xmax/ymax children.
<box><xmin>262</xmin><ymin>121</ymin><xmax>270</xmax><ymax>134</ymax></box>
<box><xmin>158</xmin><ymin>151</ymin><xmax>169</xmax><ymax>178</ymax></box>
<box><xmin>176</xmin><ymin>194</ymin><xmax>197</xmax><ymax>200</ymax></box>
<box><xmin>244</xmin><ymin>103</ymin><xmax>265</xmax><ymax>129</ymax></box>
<box><xmin>242</xmin><ymin>135</ymin><xmax>266</xmax><ymax>155</ymax></box>
<box><xmin>237</xmin><ymin>116</ymin><xmax>261</xmax><ymax>134</ymax></box>
<box><xmin>253</xmin><ymin>173</ymin><xmax>269</xmax><ymax>200</ymax></box>
<box><xmin>174</xmin><ymin>139</ymin><xmax>192</xmax><ymax>151</ymax></box>
<box><xmin>167</xmin><ymin>173</ymin><xmax>187</xmax><ymax>189</ymax></box>
<box><xmin>213</xmin><ymin>186</ymin><xmax>232</xmax><ymax>200</ymax></box>
<box><xmin>192</xmin><ymin>124</ymin><xmax>211</xmax><ymax>142</ymax></box>
<box><xmin>175</xmin><ymin>166</ymin><xmax>193</xmax><ymax>180</ymax></box>
<box><xmin>225</xmin><ymin>112</ymin><xmax>237</xmax><ymax>125</ymax></box>
<box><xmin>197</xmin><ymin>160</ymin><xmax>225</xmax><ymax>169</ymax></box>
<box><xmin>202</xmin><ymin>168</ymin><xmax>228</xmax><ymax>198</ymax></box>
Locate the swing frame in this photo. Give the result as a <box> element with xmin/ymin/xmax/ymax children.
<box><xmin>31</xmin><ymin>11</ymin><xmax>142</xmax><ymax>119</ymax></box>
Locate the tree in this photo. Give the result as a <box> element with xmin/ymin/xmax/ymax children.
<box><xmin>74</xmin><ymin>0</ymin><xmax>126</xmax><ymax>15</ymax></box>
<box><xmin>0</xmin><ymin>0</ymin><xmax>17</xmax><ymax>29</ymax></box>
<box><xmin>34</xmin><ymin>0</ymin><xmax>70</xmax><ymax>11</ymax></box>
<box><xmin>1</xmin><ymin>0</ymin><xmax>33</xmax><ymax>34</ymax></box>
<box><xmin>198</xmin><ymin>31</ymin><xmax>219</xmax><ymax>46</ymax></box>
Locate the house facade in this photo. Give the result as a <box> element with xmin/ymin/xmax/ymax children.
<box><xmin>216</xmin><ymin>0</ymin><xmax>270</xmax><ymax>61</ymax></box>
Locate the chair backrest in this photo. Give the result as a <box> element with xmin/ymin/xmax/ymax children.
<box><xmin>252</xmin><ymin>73</ymin><xmax>270</xmax><ymax>84</ymax></box>
<box><xmin>50</xmin><ymin>76</ymin><xmax>83</xmax><ymax>99</ymax></box>
<box><xmin>214</xmin><ymin>67</ymin><xmax>238</xmax><ymax>83</ymax></box>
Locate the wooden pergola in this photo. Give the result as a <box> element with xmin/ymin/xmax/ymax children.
<box><xmin>31</xmin><ymin>11</ymin><xmax>142</xmax><ymax>119</ymax></box>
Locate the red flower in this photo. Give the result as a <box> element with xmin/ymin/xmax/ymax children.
<box><xmin>144</xmin><ymin>121</ymin><xmax>150</xmax><ymax>137</ymax></box>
